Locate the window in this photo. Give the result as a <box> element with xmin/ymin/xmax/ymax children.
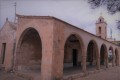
<box><xmin>99</xmin><ymin>27</ymin><xmax>101</xmax><ymax>34</ymax></box>
<box><xmin>1</xmin><ymin>43</ymin><xmax>6</xmax><ymax>64</ymax></box>
<box><xmin>100</xmin><ymin>19</ymin><xmax>101</xmax><ymax>22</ymax></box>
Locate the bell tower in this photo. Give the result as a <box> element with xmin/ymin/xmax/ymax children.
<box><xmin>96</xmin><ymin>16</ymin><xmax>107</xmax><ymax>39</ymax></box>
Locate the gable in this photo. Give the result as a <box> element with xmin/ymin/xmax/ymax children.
<box><xmin>0</xmin><ymin>21</ymin><xmax>17</xmax><ymax>42</ymax></box>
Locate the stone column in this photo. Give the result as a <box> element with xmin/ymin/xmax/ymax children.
<box><xmin>112</xmin><ymin>54</ymin><xmax>115</xmax><ymax>67</ymax></box>
<box><xmin>50</xmin><ymin>38</ymin><xmax>64</xmax><ymax>80</ymax></box>
<box><xmin>40</xmin><ymin>24</ymin><xmax>56</xmax><ymax>80</ymax></box>
<box><xmin>49</xmin><ymin>22</ymin><xmax>65</xmax><ymax>79</ymax></box>
<box><xmin>97</xmin><ymin>56</ymin><xmax>100</xmax><ymax>70</ymax></box>
<box><xmin>116</xmin><ymin>55</ymin><xmax>119</xmax><ymax>66</ymax></box>
<box><xmin>106</xmin><ymin>56</ymin><xmax>109</xmax><ymax>68</ymax></box>
<box><xmin>82</xmin><ymin>56</ymin><xmax>87</xmax><ymax>73</ymax></box>
<box><xmin>41</xmin><ymin>37</ymin><xmax>54</xmax><ymax>80</ymax></box>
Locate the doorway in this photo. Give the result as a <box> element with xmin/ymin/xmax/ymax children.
<box><xmin>72</xmin><ymin>49</ymin><xmax>78</xmax><ymax>66</ymax></box>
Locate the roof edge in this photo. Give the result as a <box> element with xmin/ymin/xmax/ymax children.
<box><xmin>16</xmin><ymin>14</ymin><xmax>54</xmax><ymax>19</ymax></box>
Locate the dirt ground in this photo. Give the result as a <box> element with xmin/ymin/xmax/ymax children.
<box><xmin>0</xmin><ymin>67</ymin><xmax>120</xmax><ymax>80</ymax></box>
<box><xmin>0</xmin><ymin>70</ymin><xmax>29</xmax><ymax>80</ymax></box>
<box><xmin>75</xmin><ymin>67</ymin><xmax>120</xmax><ymax>80</ymax></box>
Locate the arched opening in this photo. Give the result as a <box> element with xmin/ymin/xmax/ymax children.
<box><xmin>15</xmin><ymin>28</ymin><xmax>42</xmax><ymax>73</ymax></box>
<box><xmin>63</xmin><ymin>34</ymin><xmax>83</xmax><ymax>75</ymax></box>
<box><xmin>100</xmin><ymin>44</ymin><xmax>107</xmax><ymax>68</ymax></box>
<box><xmin>115</xmin><ymin>49</ymin><xmax>119</xmax><ymax>66</ymax></box>
<box><xmin>108</xmin><ymin>46</ymin><xmax>114</xmax><ymax>67</ymax></box>
<box><xmin>86</xmin><ymin>40</ymin><xmax>99</xmax><ymax>71</ymax></box>
<box><xmin>99</xmin><ymin>27</ymin><xmax>101</xmax><ymax>34</ymax></box>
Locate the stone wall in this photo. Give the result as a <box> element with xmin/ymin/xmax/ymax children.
<box><xmin>0</xmin><ymin>21</ymin><xmax>16</xmax><ymax>70</ymax></box>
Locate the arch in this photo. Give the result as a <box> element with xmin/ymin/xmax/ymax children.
<box><xmin>108</xmin><ymin>46</ymin><xmax>114</xmax><ymax>67</ymax></box>
<box><xmin>15</xmin><ymin>27</ymin><xmax>42</xmax><ymax>72</ymax></box>
<box><xmin>100</xmin><ymin>44</ymin><xmax>108</xmax><ymax>68</ymax></box>
<box><xmin>64</xmin><ymin>33</ymin><xmax>85</xmax><ymax>57</ymax></box>
<box><xmin>86</xmin><ymin>40</ymin><xmax>99</xmax><ymax>70</ymax></box>
<box><xmin>63</xmin><ymin>33</ymin><xmax>85</xmax><ymax>75</ymax></box>
<box><xmin>115</xmin><ymin>48</ymin><xmax>119</xmax><ymax>66</ymax></box>
<box><xmin>17</xmin><ymin>27</ymin><xmax>42</xmax><ymax>47</ymax></box>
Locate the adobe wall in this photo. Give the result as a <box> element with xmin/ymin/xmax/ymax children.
<box><xmin>51</xmin><ymin>19</ymin><xmax>120</xmax><ymax>79</ymax></box>
<box><xmin>15</xmin><ymin>16</ymin><xmax>55</xmax><ymax>80</ymax></box>
<box><xmin>0</xmin><ymin>21</ymin><xmax>16</xmax><ymax>70</ymax></box>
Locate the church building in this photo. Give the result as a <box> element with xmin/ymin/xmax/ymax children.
<box><xmin>0</xmin><ymin>15</ymin><xmax>119</xmax><ymax>80</ymax></box>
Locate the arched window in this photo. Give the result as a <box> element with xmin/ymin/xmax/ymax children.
<box><xmin>99</xmin><ymin>27</ymin><xmax>101</xmax><ymax>34</ymax></box>
<box><xmin>100</xmin><ymin>19</ymin><xmax>101</xmax><ymax>22</ymax></box>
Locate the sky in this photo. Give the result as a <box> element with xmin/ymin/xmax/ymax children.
<box><xmin>0</xmin><ymin>0</ymin><xmax>120</xmax><ymax>40</ymax></box>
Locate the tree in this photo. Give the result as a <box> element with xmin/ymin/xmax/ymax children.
<box><xmin>88</xmin><ymin>0</ymin><xmax>120</xmax><ymax>29</ymax></box>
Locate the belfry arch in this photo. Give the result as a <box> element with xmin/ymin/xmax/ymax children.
<box><xmin>63</xmin><ymin>34</ymin><xmax>84</xmax><ymax>75</ymax></box>
<box><xmin>115</xmin><ymin>48</ymin><xmax>119</xmax><ymax>66</ymax></box>
<box><xmin>15</xmin><ymin>28</ymin><xmax>42</xmax><ymax>73</ymax></box>
<box><xmin>86</xmin><ymin>40</ymin><xmax>99</xmax><ymax>70</ymax></box>
<box><xmin>100</xmin><ymin>44</ymin><xmax>108</xmax><ymax>68</ymax></box>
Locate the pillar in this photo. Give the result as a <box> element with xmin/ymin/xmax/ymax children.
<box><xmin>106</xmin><ymin>55</ymin><xmax>109</xmax><ymax>68</ymax></box>
<box><xmin>49</xmin><ymin>22</ymin><xmax>65</xmax><ymax>79</ymax></box>
<box><xmin>97</xmin><ymin>57</ymin><xmax>100</xmax><ymax>70</ymax></box>
<box><xmin>82</xmin><ymin>56</ymin><xmax>87</xmax><ymax>73</ymax></box>
<box><xmin>41</xmin><ymin>38</ymin><xmax>54</xmax><ymax>80</ymax></box>
<box><xmin>112</xmin><ymin>54</ymin><xmax>115</xmax><ymax>67</ymax></box>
